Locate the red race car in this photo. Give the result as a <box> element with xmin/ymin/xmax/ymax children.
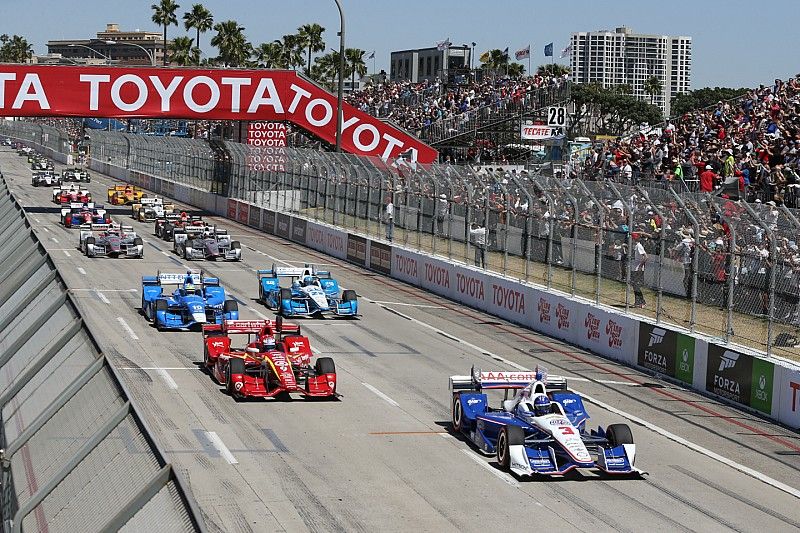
<box><xmin>202</xmin><ymin>318</ymin><xmax>337</xmax><ymax>400</ymax></box>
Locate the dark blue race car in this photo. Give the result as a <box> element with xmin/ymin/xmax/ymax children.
<box><xmin>450</xmin><ymin>367</ymin><xmax>642</xmax><ymax>478</ymax></box>
<box><xmin>257</xmin><ymin>264</ymin><xmax>358</xmax><ymax>318</ymax></box>
<box><xmin>141</xmin><ymin>271</ymin><xmax>239</xmax><ymax>330</ymax></box>
<box><xmin>61</xmin><ymin>202</ymin><xmax>110</xmax><ymax>228</ymax></box>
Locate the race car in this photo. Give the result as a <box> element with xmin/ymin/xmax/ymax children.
<box><xmin>202</xmin><ymin>318</ymin><xmax>337</xmax><ymax>400</ymax></box>
<box><xmin>141</xmin><ymin>271</ymin><xmax>239</xmax><ymax>330</ymax></box>
<box><xmin>132</xmin><ymin>197</ymin><xmax>175</xmax><ymax>222</ymax></box>
<box><xmin>107</xmin><ymin>185</ymin><xmax>144</xmax><ymax>205</ymax></box>
<box><xmin>173</xmin><ymin>225</ymin><xmax>242</xmax><ymax>261</ymax></box>
<box><xmin>31</xmin><ymin>158</ymin><xmax>53</xmax><ymax>171</ymax></box>
<box><xmin>61</xmin><ymin>167</ymin><xmax>91</xmax><ymax>183</ymax></box>
<box><xmin>257</xmin><ymin>264</ymin><xmax>358</xmax><ymax>318</ymax></box>
<box><xmin>78</xmin><ymin>223</ymin><xmax>144</xmax><ymax>258</ymax></box>
<box><xmin>450</xmin><ymin>367</ymin><xmax>641</xmax><ymax>478</ymax></box>
<box><xmin>155</xmin><ymin>213</ymin><xmax>203</xmax><ymax>241</ymax></box>
<box><xmin>32</xmin><ymin>170</ymin><xmax>60</xmax><ymax>187</ymax></box>
<box><xmin>53</xmin><ymin>185</ymin><xmax>92</xmax><ymax>205</ymax></box>
<box><xmin>61</xmin><ymin>203</ymin><xmax>110</xmax><ymax>228</ymax></box>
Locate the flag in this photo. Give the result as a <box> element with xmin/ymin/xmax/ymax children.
<box><xmin>502</xmin><ymin>47</ymin><xmax>509</xmax><ymax>59</ymax></box>
<box><xmin>515</xmin><ymin>44</ymin><xmax>530</xmax><ymax>60</ymax></box>
<box><xmin>479</xmin><ymin>50</ymin><xmax>490</xmax><ymax>63</ymax></box>
<box><xmin>367</xmin><ymin>51</ymin><xmax>375</xmax><ymax>60</ymax></box>
<box><xmin>436</xmin><ymin>38</ymin><xmax>452</xmax><ymax>51</ymax></box>
<box><xmin>560</xmin><ymin>44</ymin><xmax>572</xmax><ymax>58</ymax></box>
<box><xmin>544</xmin><ymin>42</ymin><xmax>554</xmax><ymax>57</ymax></box>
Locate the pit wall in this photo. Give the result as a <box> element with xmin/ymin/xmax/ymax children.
<box><xmin>56</xmin><ymin>157</ymin><xmax>800</xmax><ymax>430</ymax></box>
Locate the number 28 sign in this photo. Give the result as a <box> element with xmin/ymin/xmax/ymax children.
<box><xmin>547</xmin><ymin>106</ymin><xmax>568</xmax><ymax>127</ymax></box>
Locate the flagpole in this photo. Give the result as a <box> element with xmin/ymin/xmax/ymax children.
<box><xmin>528</xmin><ymin>43</ymin><xmax>531</xmax><ymax>76</ymax></box>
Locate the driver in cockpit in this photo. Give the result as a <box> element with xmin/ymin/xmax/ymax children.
<box><xmin>300</xmin><ymin>275</ymin><xmax>318</xmax><ymax>288</ymax></box>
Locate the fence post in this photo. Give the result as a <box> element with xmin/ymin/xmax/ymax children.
<box><xmin>670</xmin><ymin>188</ymin><xmax>700</xmax><ymax>332</ymax></box>
<box><xmin>740</xmin><ymin>200</ymin><xmax>778</xmax><ymax>354</ymax></box>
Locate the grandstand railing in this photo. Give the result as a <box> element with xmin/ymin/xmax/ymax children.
<box><xmin>2</xmin><ymin>120</ymin><xmax>797</xmax><ymax>359</ymax></box>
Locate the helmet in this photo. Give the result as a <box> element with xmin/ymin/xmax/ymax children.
<box><xmin>533</xmin><ymin>395</ymin><xmax>551</xmax><ymax>417</ymax></box>
<box><xmin>302</xmin><ymin>275</ymin><xmax>315</xmax><ymax>286</ymax></box>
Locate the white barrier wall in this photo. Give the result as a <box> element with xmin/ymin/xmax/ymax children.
<box><xmin>84</xmin><ymin>161</ymin><xmax>800</xmax><ymax>431</ymax></box>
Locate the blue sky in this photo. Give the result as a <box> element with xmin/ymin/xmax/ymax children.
<box><xmin>4</xmin><ymin>0</ymin><xmax>798</xmax><ymax>88</ymax></box>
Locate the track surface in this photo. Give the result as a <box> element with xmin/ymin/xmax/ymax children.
<box><xmin>5</xmin><ymin>147</ymin><xmax>800</xmax><ymax>533</ymax></box>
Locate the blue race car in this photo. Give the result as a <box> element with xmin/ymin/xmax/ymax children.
<box><xmin>141</xmin><ymin>271</ymin><xmax>239</xmax><ymax>330</ymax></box>
<box><xmin>256</xmin><ymin>264</ymin><xmax>358</xmax><ymax>318</ymax></box>
<box><xmin>61</xmin><ymin>202</ymin><xmax>110</xmax><ymax>228</ymax></box>
<box><xmin>450</xmin><ymin>367</ymin><xmax>642</xmax><ymax>478</ymax></box>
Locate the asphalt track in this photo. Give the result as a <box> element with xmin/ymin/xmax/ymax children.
<box><xmin>5</xmin><ymin>146</ymin><xmax>800</xmax><ymax>533</ymax></box>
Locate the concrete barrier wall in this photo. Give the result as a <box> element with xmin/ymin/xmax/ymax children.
<box><xmin>80</xmin><ymin>159</ymin><xmax>800</xmax><ymax>431</ymax></box>
<box><xmin>0</xmin><ymin>165</ymin><xmax>205</xmax><ymax>532</ymax></box>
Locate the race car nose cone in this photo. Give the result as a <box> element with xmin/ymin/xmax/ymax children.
<box><xmin>192</xmin><ymin>312</ymin><xmax>207</xmax><ymax>323</ymax></box>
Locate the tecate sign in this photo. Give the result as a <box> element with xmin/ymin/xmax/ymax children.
<box><xmin>0</xmin><ymin>66</ymin><xmax>438</xmax><ymax>163</ymax></box>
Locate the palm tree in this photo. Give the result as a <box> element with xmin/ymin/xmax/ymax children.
<box><xmin>644</xmin><ymin>75</ymin><xmax>663</xmax><ymax>105</ymax></box>
<box><xmin>507</xmin><ymin>63</ymin><xmax>525</xmax><ymax>77</ymax></box>
<box><xmin>275</xmin><ymin>34</ymin><xmax>303</xmax><ymax>70</ymax></box>
<box><xmin>254</xmin><ymin>41</ymin><xmax>283</xmax><ymax>68</ymax></box>
<box><xmin>536</xmin><ymin>63</ymin><xmax>570</xmax><ymax>77</ymax></box>
<box><xmin>311</xmin><ymin>52</ymin><xmax>339</xmax><ymax>87</ymax></box>
<box><xmin>210</xmin><ymin>20</ymin><xmax>252</xmax><ymax>67</ymax></box>
<box><xmin>480</xmin><ymin>49</ymin><xmax>509</xmax><ymax>72</ymax></box>
<box><xmin>183</xmin><ymin>3</ymin><xmax>213</xmax><ymax>64</ymax></box>
<box><xmin>296</xmin><ymin>23</ymin><xmax>326</xmax><ymax>74</ymax></box>
<box><xmin>0</xmin><ymin>34</ymin><xmax>33</xmax><ymax>63</ymax></box>
<box><xmin>151</xmin><ymin>0</ymin><xmax>180</xmax><ymax>66</ymax></box>
<box><xmin>170</xmin><ymin>36</ymin><xmax>198</xmax><ymax>66</ymax></box>
<box><xmin>345</xmin><ymin>48</ymin><xmax>367</xmax><ymax>89</ymax></box>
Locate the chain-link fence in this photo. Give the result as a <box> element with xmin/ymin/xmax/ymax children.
<box><xmin>2</xmin><ymin>120</ymin><xmax>798</xmax><ymax>359</ymax></box>
<box><xmin>0</xmin><ymin>156</ymin><xmax>204</xmax><ymax>532</ymax></box>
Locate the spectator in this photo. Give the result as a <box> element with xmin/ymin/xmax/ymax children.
<box><xmin>384</xmin><ymin>196</ymin><xmax>394</xmax><ymax>242</ymax></box>
<box><xmin>632</xmin><ymin>233</ymin><xmax>647</xmax><ymax>308</ymax></box>
<box><xmin>700</xmin><ymin>164</ymin><xmax>717</xmax><ymax>192</ymax></box>
<box><xmin>470</xmin><ymin>222</ymin><xmax>487</xmax><ymax>268</ymax></box>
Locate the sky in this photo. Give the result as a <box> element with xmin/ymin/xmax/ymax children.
<box><xmin>2</xmin><ymin>0</ymin><xmax>798</xmax><ymax>89</ymax></box>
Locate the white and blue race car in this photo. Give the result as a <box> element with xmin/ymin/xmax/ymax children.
<box><xmin>141</xmin><ymin>271</ymin><xmax>239</xmax><ymax>330</ymax></box>
<box><xmin>450</xmin><ymin>367</ymin><xmax>642</xmax><ymax>478</ymax></box>
<box><xmin>256</xmin><ymin>264</ymin><xmax>358</xmax><ymax>318</ymax></box>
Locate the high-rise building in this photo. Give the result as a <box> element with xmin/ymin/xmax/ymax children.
<box><xmin>570</xmin><ymin>26</ymin><xmax>691</xmax><ymax>117</ymax></box>
<box><xmin>47</xmin><ymin>23</ymin><xmax>169</xmax><ymax>66</ymax></box>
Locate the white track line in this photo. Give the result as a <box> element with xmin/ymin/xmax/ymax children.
<box><xmin>63</xmin><ymin>250</ymin><xmax>71</xmax><ymax>257</ymax></box>
<box><xmin>116</xmin><ymin>317</ymin><xmax>139</xmax><ymax>340</ymax></box>
<box><xmin>580</xmin><ymin>392</ymin><xmax>800</xmax><ymax>500</ymax></box>
<box><xmin>460</xmin><ymin>450</ymin><xmax>518</xmax><ymax>487</ymax></box>
<box><xmin>33</xmin><ymin>217</ymin><xmax>41</xmax><ymax>223</ymax></box>
<box><xmin>368</xmin><ymin>300</ymin><xmax>444</xmax><ymax>309</ymax></box>
<box><xmin>71</xmin><ymin>288</ymin><xmax>137</xmax><ymax>292</ymax></box>
<box><xmin>77</xmin><ymin>267</ymin><xmax>87</xmax><ymax>275</ymax></box>
<box><xmin>50</xmin><ymin>237</ymin><xmax>59</xmax><ymax>243</ymax></box>
<box><xmin>94</xmin><ymin>290</ymin><xmax>110</xmax><ymax>304</ymax></box>
<box><xmin>362</xmin><ymin>382</ymin><xmax>400</xmax><ymax>407</ymax></box>
<box><xmin>250</xmin><ymin>308</ymin><xmax>270</xmax><ymax>319</ymax></box>
<box><xmin>42</xmin><ymin>226</ymin><xmax>50</xmax><ymax>232</ymax></box>
<box><xmin>206</xmin><ymin>431</ymin><xmax>238</xmax><ymax>464</ymax></box>
<box><xmin>155</xmin><ymin>368</ymin><xmax>178</xmax><ymax>390</ymax></box>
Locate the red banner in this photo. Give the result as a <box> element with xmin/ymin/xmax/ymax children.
<box><xmin>0</xmin><ymin>65</ymin><xmax>437</xmax><ymax>163</ymax></box>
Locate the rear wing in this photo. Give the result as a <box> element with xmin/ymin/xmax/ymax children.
<box><xmin>449</xmin><ymin>367</ymin><xmax>567</xmax><ymax>392</ymax></box>
<box><xmin>142</xmin><ymin>271</ymin><xmax>218</xmax><ymax>287</ymax></box>
<box><xmin>140</xmin><ymin>197</ymin><xmax>163</xmax><ymax>205</ymax></box>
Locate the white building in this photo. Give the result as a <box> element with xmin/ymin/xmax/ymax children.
<box><xmin>390</xmin><ymin>45</ymin><xmax>471</xmax><ymax>83</ymax></box>
<box><xmin>570</xmin><ymin>26</ymin><xmax>691</xmax><ymax>117</ymax></box>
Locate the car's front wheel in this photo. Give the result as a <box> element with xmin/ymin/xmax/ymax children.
<box><xmin>497</xmin><ymin>425</ymin><xmax>524</xmax><ymax>470</ymax></box>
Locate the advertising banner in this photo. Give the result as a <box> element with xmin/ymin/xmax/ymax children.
<box><xmin>263</xmin><ymin>209</ymin><xmax>275</xmax><ymax>234</ymax></box>
<box><xmin>305</xmin><ymin>221</ymin><xmax>347</xmax><ymax>259</ymax></box>
<box><xmin>0</xmin><ymin>65</ymin><xmax>438</xmax><ymax>163</ymax></box>
<box><xmin>227</xmin><ymin>198</ymin><xmax>237</xmax><ymax>220</ymax></box>
<box><xmin>346</xmin><ymin>234</ymin><xmax>367</xmax><ymax>266</ymax></box>
<box><xmin>452</xmin><ymin>267</ymin><xmax>488</xmax><ymax>312</ymax></box>
<box><xmin>236</xmin><ymin>202</ymin><xmax>249</xmax><ymax>225</ymax></box>
<box><xmin>391</xmin><ymin>247</ymin><xmax>421</xmax><ymax>286</ymax></box>
<box><xmin>275</xmin><ymin>212</ymin><xmax>291</xmax><ymax>238</ymax></box>
<box><xmin>246</xmin><ymin>121</ymin><xmax>286</xmax><ymax>172</ymax></box>
<box><xmin>520</xmin><ymin>124</ymin><xmax>563</xmax><ymax>140</ymax></box>
<box><xmin>291</xmin><ymin>217</ymin><xmax>307</xmax><ymax>244</ymax></box>
<box><xmin>705</xmin><ymin>345</ymin><xmax>774</xmax><ymax>414</ymax></box>
<box><xmin>248</xmin><ymin>205</ymin><xmax>261</xmax><ymax>229</ymax></box>
<box><xmin>775</xmin><ymin>366</ymin><xmax>800</xmax><ymax>429</ymax></box>
<box><xmin>368</xmin><ymin>241</ymin><xmax>392</xmax><ymax>275</ymax></box>
<box><xmin>532</xmin><ymin>291</ymin><xmax>573</xmax><ymax>343</ymax></box>
<box><xmin>486</xmin><ymin>274</ymin><xmax>534</xmax><ymax>326</ymax></box>
<box><xmin>637</xmin><ymin>323</ymin><xmax>695</xmax><ymax>384</ymax></box>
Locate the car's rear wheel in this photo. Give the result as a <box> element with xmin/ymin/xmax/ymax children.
<box><xmin>315</xmin><ymin>357</ymin><xmax>335</xmax><ymax>375</ymax></box>
<box><xmin>606</xmin><ymin>424</ymin><xmax>634</xmax><ymax>447</ymax></box>
<box><xmin>452</xmin><ymin>394</ymin><xmax>464</xmax><ymax>432</ymax></box>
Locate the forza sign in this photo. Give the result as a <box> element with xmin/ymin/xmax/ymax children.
<box><xmin>637</xmin><ymin>323</ymin><xmax>694</xmax><ymax>384</ymax></box>
<box><xmin>0</xmin><ymin>65</ymin><xmax>438</xmax><ymax>163</ymax></box>
<box><xmin>705</xmin><ymin>345</ymin><xmax>774</xmax><ymax>414</ymax></box>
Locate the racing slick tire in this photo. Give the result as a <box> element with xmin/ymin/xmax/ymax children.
<box><xmin>154</xmin><ymin>299</ymin><xmax>168</xmax><ymax>329</ymax></box>
<box><xmin>223</xmin><ymin>300</ymin><xmax>238</xmax><ymax>314</ymax></box>
<box><xmin>133</xmin><ymin>237</ymin><xmax>144</xmax><ymax>258</ymax></box>
<box><xmin>315</xmin><ymin>357</ymin><xmax>335</xmax><ymax>375</ymax></box>
<box><xmin>226</xmin><ymin>358</ymin><xmax>246</xmax><ymax>397</ymax></box>
<box><xmin>342</xmin><ymin>289</ymin><xmax>357</xmax><ymax>302</ymax></box>
<box><xmin>278</xmin><ymin>288</ymin><xmax>292</xmax><ymax>315</ymax></box>
<box><xmin>497</xmin><ymin>425</ymin><xmax>525</xmax><ymax>470</ymax></box>
<box><xmin>230</xmin><ymin>241</ymin><xmax>242</xmax><ymax>261</ymax></box>
<box><xmin>605</xmin><ymin>424</ymin><xmax>634</xmax><ymax>447</ymax></box>
<box><xmin>84</xmin><ymin>237</ymin><xmax>95</xmax><ymax>257</ymax></box>
<box><xmin>451</xmin><ymin>394</ymin><xmax>465</xmax><ymax>432</ymax></box>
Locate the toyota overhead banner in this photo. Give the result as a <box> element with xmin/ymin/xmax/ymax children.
<box><xmin>0</xmin><ymin>65</ymin><xmax>438</xmax><ymax>163</ymax></box>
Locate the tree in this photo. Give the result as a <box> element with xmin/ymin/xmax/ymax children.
<box><xmin>536</xmin><ymin>63</ymin><xmax>570</xmax><ymax>77</ymax></box>
<box><xmin>170</xmin><ymin>36</ymin><xmax>198</xmax><ymax>66</ymax></box>
<box><xmin>310</xmin><ymin>52</ymin><xmax>339</xmax><ymax>88</ymax></box>
<box><xmin>211</xmin><ymin>20</ymin><xmax>252</xmax><ymax>67</ymax></box>
<box><xmin>297</xmin><ymin>23</ymin><xmax>326</xmax><ymax>74</ymax></box>
<box><xmin>480</xmin><ymin>49</ymin><xmax>509</xmax><ymax>72</ymax></box>
<box><xmin>567</xmin><ymin>82</ymin><xmax>662</xmax><ymax>136</ymax></box>
<box><xmin>254</xmin><ymin>41</ymin><xmax>283</xmax><ymax>69</ymax></box>
<box><xmin>183</xmin><ymin>3</ymin><xmax>213</xmax><ymax>64</ymax></box>
<box><xmin>275</xmin><ymin>34</ymin><xmax>303</xmax><ymax>70</ymax></box>
<box><xmin>151</xmin><ymin>0</ymin><xmax>180</xmax><ymax>66</ymax></box>
<box><xmin>0</xmin><ymin>34</ymin><xmax>33</xmax><ymax>63</ymax></box>
<box><xmin>345</xmin><ymin>48</ymin><xmax>367</xmax><ymax>88</ymax></box>
<box><xmin>670</xmin><ymin>87</ymin><xmax>749</xmax><ymax>117</ymax></box>
<box><xmin>506</xmin><ymin>63</ymin><xmax>525</xmax><ymax>77</ymax></box>
<box><xmin>644</xmin><ymin>75</ymin><xmax>663</xmax><ymax>105</ymax></box>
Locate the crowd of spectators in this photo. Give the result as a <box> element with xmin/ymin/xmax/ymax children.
<box><xmin>346</xmin><ymin>74</ymin><xmax>567</xmax><ymax>138</ymax></box>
